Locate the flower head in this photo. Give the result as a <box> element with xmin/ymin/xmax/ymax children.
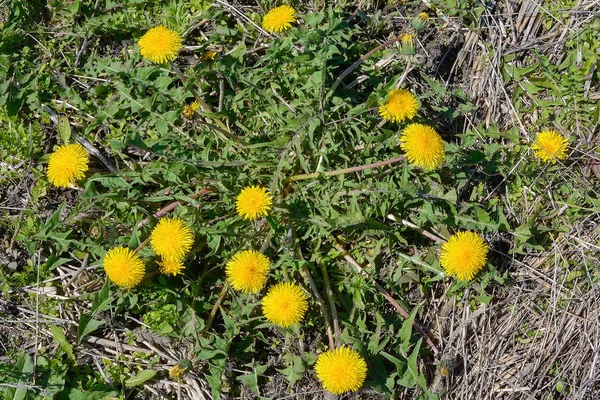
<box><xmin>182</xmin><ymin>101</ymin><xmax>200</xmax><ymax>119</ymax></box>
<box><xmin>262</xmin><ymin>5</ymin><xmax>296</xmax><ymax>33</ymax></box>
<box><xmin>379</xmin><ymin>89</ymin><xmax>419</xmax><ymax>123</ymax></box>
<box><xmin>150</xmin><ymin>218</ymin><xmax>194</xmax><ymax>261</ymax></box>
<box><xmin>159</xmin><ymin>257</ymin><xmax>185</xmax><ymax>276</ymax></box>
<box><xmin>47</xmin><ymin>143</ymin><xmax>89</xmax><ymax>188</ymax></box>
<box><xmin>315</xmin><ymin>347</ymin><xmax>368</xmax><ymax>394</ymax></box>
<box><xmin>532</xmin><ymin>130</ymin><xmax>569</xmax><ymax>163</ymax></box>
<box><xmin>202</xmin><ymin>50</ymin><xmax>217</xmax><ymax>61</ymax></box>
<box><xmin>440</xmin><ymin>231</ymin><xmax>488</xmax><ymax>281</ymax></box>
<box><xmin>236</xmin><ymin>186</ymin><xmax>272</xmax><ymax>221</ymax></box>
<box><xmin>226</xmin><ymin>250</ymin><xmax>270</xmax><ymax>293</ymax></box>
<box><xmin>138</xmin><ymin>25</ymin><xmax>182</xmax><ymax>64</ymax></box>
<box><xmin>412</xmin><ymin>12</ymin><xmax>430</xmax><ymax>33</ymax></box>
<box><xmin>400</xmin><ymin>123</ymin><xmax>445</xmax><ymax>169</ymax></box>
<box><xmin>400</xmin><ymin>33</ymin><xmax>415</xmax><ymax>55</ymax></box>
<box><xmin>103</xmin><ymin>247</ymin><xmax>146</xmax><ymax>287</ymax></box>
<box><xmin>262</xmin><ymin>282</ymin><xmax>308</xmax><ymax>327</ymax></box>
<box><xmin>169</xmin><ymin>359</ymin><xmax>192</xmax><ymax>380</ymax></box>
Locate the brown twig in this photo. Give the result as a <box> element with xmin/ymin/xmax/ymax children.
<box><xmin>388</xmin><ymin>214</ymin><xmax>447</xmax><ymax>244</ymax></box>
<box><xmin>136</xmin><ymin>188</ymin><xmax>213</xmax><ymax>230</ymax></box>
<box><xmin>63</xmin><ymin>253</ymin><xmax>90</xmax><ymax>290</ymax></box>
<box><xmin>333</xmin><ymin>243</ymin><xmax>439</xmax><ymax>356</ymax></box>
<box><xmin>284</xmin><ymin>155</ymin><xmax>406</xmax><ymax>183</ymax></box>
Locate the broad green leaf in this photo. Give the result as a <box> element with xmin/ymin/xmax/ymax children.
<box><xmin>399</xmin><ymin>307</ymin><xmax>418</xmax><ymax>353</ymax></box>
<box><xmin>13</xmin><ymin>353</ymin><xmax>33</xmax><ymax>400</ymax></box>
<box><xmin>77</xmin><ymin>313</ymin><xmax>105</xmax><ymax>343</ymax></box>
<box><xmin>49</xmin><ymin>325</ymin><xmax>76</xmax><ymax>363</ymax></box>
<box><xmin>124</xmin><ymin>370</ymin><xmax>156</xmax><ymax>387</ymax></box>
<box><xmin>90</xmin><ymin>279</ymin><xmax>112</xmax><ymax>317</ymax></box>
<box><xmin>397</xmin><ymin>338</ymin><xmax>423</xmax><ymax>388</ymax></box>
<box><xmin>57</xmin><ymin>116</ymin><xmax>71</xmax><ymax>144</ymax></box>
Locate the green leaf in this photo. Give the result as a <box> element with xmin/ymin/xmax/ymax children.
<box><xmin>236</xmin><ymin>363</ymin><xmax>268</xmax><ymax>395</ymax></box>
<box><xmin>57</xmin><ymin>116</ymin><xmax>71</xmax><ymax>144</ymax></box>
<box><xmin>90</xmin><ymin>279</ymin><xmax>112</xmax><ymax>317</ymax></box>
<box><xmin>276</xmin><ymin>354</ymin><xmax>306</xmax><ymax>386</ymax></box>
<box><xmin>124</xmin><ymin>370</ymin><xmax>156</xmax><ymax>387</ymax></box>
<box><xmin>49</xmin><ymin>325</ymin><xmax>76</xmax><ymax>363</ymax></box>
<box><xmin>399</xmin><ymin>307</ymin><xmax>418</xmax><ymax>353</ymax></box>
<box><xmin>77</xmin><ymin>313</ymin><xmax>105</xmax><ymax>343</ymax></box>
<box><xmin>397</xmin><ymin>338</ymin><xmax>424</xmax><ymax>388</ymax></box>
<box><xmin>12</xmin><ymin>353</ymin><xmax>33</xmax><ymax>400</ymax></box>
<box><xmin>63</xmin><ymin>388</ymin><xmax>118</xmax><ymax>400</ymax></box>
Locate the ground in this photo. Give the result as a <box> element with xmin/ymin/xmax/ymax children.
<box><xmin>1</xmin><ymin>0</ymin><xmax>599</xmax><ymax>399</ymax></box>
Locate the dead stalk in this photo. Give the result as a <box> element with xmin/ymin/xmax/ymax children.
<box><xmin>334</xmin><ymin>243</ymin><xmax>439</xmax><ymax>356</ymax></box>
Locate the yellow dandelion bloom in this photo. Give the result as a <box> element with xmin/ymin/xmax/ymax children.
<box><xmin>138</xmin><ymin>25</ymin><xmax>182</xmax><ymax>64</ymax></box>
<box><xmin>400</xmin><ymin>33</ymin><xmax>415</xmax><ymax>55</ymax></box>
<box><xmin>262</xmin><ymin>5</ymin><xmax>296</xmax><ymax>33</ymax></box>
<box><xmin>169</xmin><ymin>359</ymin><xmax>192</xmax><ymax>380</ymax></box>
<box><xmin>440</xmin><ymin>231</ymin><xmax>489</xmax><ymax>281</ymax></box>
<box><xmin>46</xmin><ymin>143</ymin><xmax>89</xmax><ymax>188</ymax></box>
<box><xmin>379</xmin><ymin>89</ymin><xmax>419</xmax><ymax>123</ymax></box>
<box><xmin>150</xmin><ymin>218</ymin><xmax>194</xmax><ymax>261</ymax></box>
<box><xmin>202</xmin><ymin>50</ymin><xmax>217</xmax><ymax>61</ymax></box>
<box><xmin>169</xmin><ymin>365</ymin><xmax>186</xmax><ymax>380</ymax></box>
<box><xmin>103</xmin><ymin>247</ymin><xmax>146</xmax><ymax>287</ymax></box>
<box><xmin>236</xmin><ymin>186</ymin><xmax>272</xmax><ymax>221</ymax></box>
<box><xmin>531</xmin><ymin>130</ymin><xmax>569</xmax><ymax>164</ymax></box>
<box><xmin>418</xmin><ymin>12</ymin><xmax>430</xmax><ymax>22</ymax></box>
<box><xmin>182</xmin><ymin>101</ymin><xmax>200</xmax><ymax>119</ymax></box>
<box><xmin>262</xmin><ymin>282</ymin><xmax>308</xmax><ymax>327</ymax></box>
<box><xmin>412</xmin><ymin>12</ymin><xmax>430</xmax><ymax>33</ymax></box>
<box><xmin>315</xmin><ymin>347</ymin><xmax>368</xmax><ymax>394</ymax></box>
<box><xmin>159</xmin><ymin>257</ymin><xmax>185</xmax><ymax>276</ymax></box>
<box><xmin>226</xmin><ymin>250</ymin><xmax>270</xmax><ymax>293</ymax></box>
<box><xmin>400</xmin><ymin>123</ymin><xmax>445</xmax><ymax>169</ymax></box>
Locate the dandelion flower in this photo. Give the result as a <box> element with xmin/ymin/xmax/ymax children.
<box><xmin>226</xmin><ymin>250</ymin><xmax>270</xmax><ymax>293</ymax></box>
<box><xmin>138</xmin><ymin>25</ymin><xmax>182</xmax><ymax>64</ymax></box>
<box><xmin>159</xmin><ymin>257</ymin><xmax>185</xmax><ymax>276</ymax></box>
<box><xmin>315</xmin><ymin>347</ymin><xmax>368</xmax><ymax>394</ymax></box>
<box><xmin>400</xmin><ymin>123</ymin><xmax>445</xmax><ymax>169</ymax></box>
<box><xmin>169</xmin><ymin>359</ymin><xmax>192</xmax><ymax>380</ymax></box>
<box><xmin>103</xmin><ymin>247</ymin><xmax>146</xmax><ymax>287</ymax></box>
<box><xmin>532</xmin><ymin>130</ymin><xmax>569</xmax><ymax>164</ymax></box>
<box><xmin>412</xmin><ymin>12</ymin><xmax>430</xmax><ymax>33</ymax></box>
<box><xmin>182</xmin><ymin>101</ymin><xmax>200</xmax><ymax>119</ymax></box>
<box><xmin>150</xmin><ymin>218</ymin><xmax>194</xmax><ymax>261</ymax></box>
<box><xmin>236</xmin><ymin>186</ymin><xmax>272</xmax><ymax>221</ymax></box>
<box><xmin>262</xmin><ymin>282</ymin><xmax>308</xmax><ymax>327</ymax></box>
<box><xmin>400</xmin><ymin>33</ymin><xmax>415</xmax><ymax>55</ymax></box>
<box><xmin>202</xmin><ymin>50</ymin><xmax>217</xmax><ymax>61</ymax></box>
<box><xmin>440</xmin><ymin>231</ymin><xmax>488</xmax><ymax>281</ymax></box>
<box><xmin>47</xmin><ymin>143</ymin><xmax>89</xmax><ymax>188</ymax></box>
<box><xmin>379</xmin><ymin>89</ymin><xmax>419</xmax><ymax>123</ymax></box>
<box><xmin>262</xmin><ymin>5</ymin><xmax>296</xmax><ymax>33</ymax></box>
